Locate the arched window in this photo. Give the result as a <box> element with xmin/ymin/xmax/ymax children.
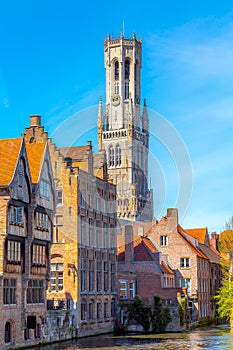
<box><xmin>108</xmin><ymin>146</ymin><xmax>115</xmax><ymax>167</ymax></box>
<box><xmin>5</xmin><ymin>322</ymin><xmax>11</xmax><ymax>343</ymax></box>
<box><xmin>115</xmin><ymin>61</ymin><xmax>119</xmax><ymax>80</ymax></box>
<box><xmin>115</xmin><ymin>145</ymin><xmax>121</xmax><ymax>166</ymax></box>
<box><xmin>125</xmin><ymin>59</ymin><xmax>130</xmax><ymax>79</ymax></box>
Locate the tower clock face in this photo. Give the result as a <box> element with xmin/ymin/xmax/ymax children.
<box><xmin>111</xmin><ymin>94</ymin><xmax>120</xmax><ymax>106</ymax></box>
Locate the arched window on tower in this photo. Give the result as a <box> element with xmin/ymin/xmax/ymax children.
<box><xmin>115</xmin><ymin>61</ymin><xmax>119</xmax><ymax>80</ymax></box>
<box><xmin>124</xmin><ymin>59</ymin><xmax>130</xmax><ymax>99</ymax></box>
<box><xmin>125</xmin><ymin>59</ymin><xmax>130</xmax><ymax>79</ymax></box>
<box><xmin>108</xmin><ymin>146</ymin><xmax>115</xmax><ymax>167</ymax></box>
<box><xmin>115</xmin><ymin>145</ymin><xmax>121</xmax><ymax>166</ymax></box>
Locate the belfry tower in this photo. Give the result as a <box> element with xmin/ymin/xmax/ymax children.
<box><xmin>98</xmin><ymin>32</ymin><xmax>153</xmax><ymax>221</ymax></box>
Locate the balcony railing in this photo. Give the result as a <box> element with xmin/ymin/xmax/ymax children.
<box><xmin>47</xmin><ymin>298</ymin><xmax>71</xmax><ymax>310</ymax></box>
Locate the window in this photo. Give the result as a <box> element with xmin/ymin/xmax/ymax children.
<box><xmin>180</xmin><ymin>278</ymin><xmax>191</xmax><ymax>296</ymax></box>
<box><xmin>129</xmin><ymin>281</ymin><xmax>135</xmax><ymax>299</ymax></box>
<box><xmin>108</xmin><ymin>146</ymin><xmax>115</xmax><ymax>167</ymax></box>
<box><xmin>96</xmin><ymin>261</ymin><xmax>102</xmax><ymax>292</ymax></box>
<box><xmin>114</xmin><ymin>82</ymin><xmax>119</xmax><ymax>94</ymax></box>
<box><xmin>10</xmin><ymin>206</ymin><xmax>24</xmax><ymax>225</ymax></box>
<box><xmin>104</xmin><ymin>262</ymin><xmax>109</xmax><ymax>292</ymax></box>
<box><xmin>81</xmin><ymin>216</ymin><xmax>86</xmax><ymax>245</ymax></box>
<box><xmin>111</xmin><ymin>263</ymin><xmax>115</xmax><ymax>292</ymax></box>
<box><xmin>103</xmin><ymin>199</ymin><xmax>107</xmax><ymax>215</ymax></box>
<box><xmin>3</xmin><ymin>279</ymin><xmax>16</xmax><ymax>305</ymax></box>
<box><xmin>110</xmin><ymin>225</ymin><xmax>115</xmax><ymax>250</ymax></box>
<box><xmin>50</xmin><ymin>263</ymin><xmax>63</xmax><ymax>291</ymax></box>
<box><xmin>89</xmin><ymin>260</ymin><xmax>94</xmax><ymax>292</ymax></box>
<box><xmin>88</xmin><ymin>193</ymin><xmax>93</xmax><ymax>210</ymax></box>
<box><xmin>56</xmin><ymin>189</ymin><xmax>63</xmax><ymax>205</ymax></box>
<box><xmin>160</xmin><ymin>235</ymin><xmax>168</xmax><ymax>246</ymax></box>
<box><xmin>5</xmin><ymin>322</ymin><xmax>11</xmax><ymax>343</ymax></box>
<box><xmin>119</xmin><ymin>280</ymin><xmax>127</xmax><ymax>299</ymax></box>
<box><xmin>54</xmin><ymin>215</ymin><xmax>63</xmax><ymax>243</ymax></box>
<box><xmin>27</xmin><ymin>280</ymin><xmax>44</xmax><ymax>304</ymax></box>
<box><xmin>115</xmin><ymin>61</ymin><xmax>119</xmax><ymax>80</ymax></box>
<box><xmin>36</xmin><ymin>212</ymin><xmax>49</xmax><ymax>230</ymax></box>
<box><xmin>96</xmin><ymin>221</ymin><xmax>102</xmax><ymax>249</ymax></box>
<box><xmin>81</xmin><ymin>258</ymin><xmax>86</xmax><ymax>292</ymax></box>
<box><xmin>103</xmin><ymin>223</ymin><xmax>108</xmax><ymax>249</ymax></box>
<box><xmin>125</xmin><ymin>82</ymin><xmax>129</xmax><ymax>99</ymax></box>
<box><xmin>89</xmin><ymin>218</ymin><xmax>94</xmax><ymax>247</ymax></box>
<box><xmin>96</xmin><ymin>197</ymin><xmax>100</xmax><ymax>212</ymax></box>
<box><xmin>104</xmin><ymin>302</ymin><xmax>108</xmax><ymax>318</ymax></box>
<box><xmin>80</xmin><ymin>190</ymin><xmax>86</xmax><ymax>208</ymax></box>
<box><xmin>81</xmin><ymin>303</ymin><xmax>86</xmax><ymax>321</ymax></box>
<box><xmin>7</xmin><ymin>241</ymin><xmax>21</xmax><ymax>263</ymax></box>
<box><xmin>32</xmin><ymin>245</ymin><xmax>46</xmax><ymax>266</ymax></box>
<box><xmin>115</xmin><ymin>145</ymin><xmax>121</xmax><ymax>166</ymax></box>
<box><xmin>97</xmin><ymin>302</ymin><xmax>101</xmax><ymax>320</ymax></box>
<box><xmin>180</xmin><ymin>257</ymin><xmax>190</xmax><ymax>268</ymax></box>
<box><xmin>40</xmin><ymin>180</ymin><xmax>50</xmax><ymax>197</ymax></box>
<box><xmin>89</xmin><ymin>302</ymin><xmax>94</xmax><ymax>320</ymax></box>
<box><xmin>125</xmin><ymin>59</ymin><xmax>130</xmax><ymax>79</ymax></box>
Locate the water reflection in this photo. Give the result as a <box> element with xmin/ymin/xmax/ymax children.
<box><xmin>40</xmin><ymin>325</ymin><xmax>233</xmax><ymax>350</ymax></box>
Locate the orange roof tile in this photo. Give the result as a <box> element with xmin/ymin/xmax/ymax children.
<box><xmin>185</xmin><ymin>228</ymin><xmax>208</xmax><ymax>244</ymax></box>
<box><xmin>0</xmin><ymin>138</ymin><xmax>22</xmax><ymax>186</ymax></box>
<box><xmin>26</xmin><ymin>143</ymin><xmax>46</xmax><ymax>183</ymax></box>
<box><xmin>178</xmin><ymin>226</ymin><xmax>209</xmax><ymax>259</ymax></box>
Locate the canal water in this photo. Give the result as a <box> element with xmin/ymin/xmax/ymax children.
<box><xmin>41</xmin><ymin>325</ymin><xmax>233</xmax><ymax>350</ymax></box>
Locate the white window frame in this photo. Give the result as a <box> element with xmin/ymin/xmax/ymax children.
<box><xmin>119</xmin><ymin>280</ymin><xmax>128</xmax><ymax>300</ymax></box>
<box><xmin>160</xmin><ymin>235</ymin><xmax>168</xmax><ymax>246</ymax></box>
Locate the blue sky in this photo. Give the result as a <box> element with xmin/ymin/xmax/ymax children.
<box><xmin>0</xmin><ymin>0</ymin><xmax>233</xmax><ymax>233</ymax></box>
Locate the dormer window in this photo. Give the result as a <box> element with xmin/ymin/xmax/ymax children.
<box><xmin>40</xmin><ymin>180</ymin><xmax>50</xmax><ymax>198</ymax></box>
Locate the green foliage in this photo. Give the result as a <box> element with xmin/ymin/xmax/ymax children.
<box><xmin>215</xmin><ymin>276</ymin><xmax>233</xmax><ymax>322</ymax></box>
<box><xmin>127</xmin><ymin>296</ymin><xmax>152</xmax><ymax>331</ymax></box>
<box><xmin>119</xmin><ymin>295</ymin><xmax>172</xmax><ymax>333</ymax></box>
<box><xmin>151</xmin><ymin>295</ymin><xmax>171</xmax><ymax>333</ymax></box>
<box><xmin>179</xmin><ymin>299</ymin><xmax>186</xmax><ymax>327</ymax></box>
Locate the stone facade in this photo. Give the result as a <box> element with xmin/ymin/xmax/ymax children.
<box><xmin>97</xmin><ymin>32</ymin><xmax>153</xmax><ymax>222</ymax></box>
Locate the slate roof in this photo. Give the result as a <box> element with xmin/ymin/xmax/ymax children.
<box><xmin>60</xmin><ymin>146</ymin><xmax>89</xmax><ymax>161</ymax></box>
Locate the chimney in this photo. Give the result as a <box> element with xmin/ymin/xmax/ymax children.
<box><xmin>87</xmin><ymin>140</ymin><xmax>92</xmax><ymax>151</ymax></box>
<box><xmin>167</xmin><ymin>208</ymin><xmax>178</xmax><ymax>232</ymax></box>
<box><xmin>125</xmin><ymin>225</ymin><xmax>134</xmax><ymax>263</ymax></box>
<box><xmin>30</xmin><ymin>115</ymin><xmax>41</xmax><ymax>127</ymax></box>
<box><xmin>210</xmin><ymin>232</ymin><xmax>219</xmax><ymax>251</ymax></box>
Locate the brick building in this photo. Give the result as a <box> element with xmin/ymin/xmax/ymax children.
<box><xmin>0</xmin><ymin>137</ymin><xmax>55</xmax><ymax>348</ymax></box>
<box><xmin>23</xmin><ymin>115</ymin><xmax>118</xmax><ymax>338</ymax></box>
<box><xmin>146</xmin><ymin>208</ymin><xmax>221</xmax><ymax>322</ymax></box>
